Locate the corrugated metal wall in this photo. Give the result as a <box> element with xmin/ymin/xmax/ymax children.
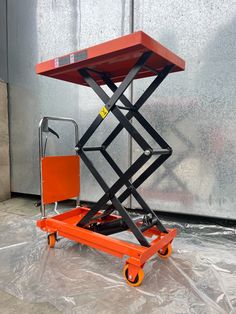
<box><xmin>8</xmin><ymin>0</ymin><xmax>131</xmax><ymax>206</ymax></box>
<box><xmin>7</xmin><ymin>0</ymin><xmax>236</xmax><ymax>219</ymax></box>
<box><xmin>132</xmin><ymin>0</ymin><xmax>236</xmax><ymax>219</ymax></box>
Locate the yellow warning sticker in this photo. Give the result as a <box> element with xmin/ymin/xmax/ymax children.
<box><xmin>99</xmin><ymin>106</ymin><xmax>109</xmax><ymax>119</ymax></box>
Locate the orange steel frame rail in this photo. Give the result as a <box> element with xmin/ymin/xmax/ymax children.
<box><xmin>37</xmin><ymin>207</ymin><xmax>177</xmax><ymax>286</ymax></box>
<box><xmin>36</xmin><ymin>31</ymin><xmax>185</xmax><ymax>286</ymax></box>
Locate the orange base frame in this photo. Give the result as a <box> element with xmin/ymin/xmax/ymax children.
<box><xmin>37</xmin><ymin>207</ymin><xmax>177</xmax><ymax>286</ymax></box>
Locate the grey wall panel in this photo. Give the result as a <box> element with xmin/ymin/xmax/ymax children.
<box><xmin>8</xmin><ymin>0</ymin><xmax>131</xmax><ymax>203</ymax></box>
<box><xmin>132</xmin><ymin>0</ymin><xmax>236</xmax><ymax>219</ymax></box>
<box><xmin>0</xmin><ymin>0</ymin><xmax>7</xmax><ymax>81</ymax></box>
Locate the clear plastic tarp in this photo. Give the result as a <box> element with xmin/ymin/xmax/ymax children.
<box><xmin>0</xmin><ymin>211</ymin><xmax>235</xmax><ymax>313</ymax></box>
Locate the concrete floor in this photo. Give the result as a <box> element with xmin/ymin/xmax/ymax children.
<box><xmin>0</xmin><ymin>196</ymin><xmax>60</xmax><ymax>314</ymax></box>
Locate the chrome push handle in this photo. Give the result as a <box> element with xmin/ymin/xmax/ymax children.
<box><xmin>38</xmin><ymin>116</ymin><xmax>79</xmax><ymax>218</ymax></box>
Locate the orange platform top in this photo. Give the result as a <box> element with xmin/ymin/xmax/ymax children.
<box><xmin>35</xmin><ymin>31</ymin><xmax>185</xmax><ymax>86</ymax></box>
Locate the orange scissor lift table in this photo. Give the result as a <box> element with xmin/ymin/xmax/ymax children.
<box><xmin>36</xmin><ymin>31</ymin><xmax>185</xmax><ymax>286</ymax></box>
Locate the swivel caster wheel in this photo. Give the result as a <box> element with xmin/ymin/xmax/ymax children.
<box><xmin>157</xmin><ymin>243</ymin><xmax>172</xmax><ymax>259</ymax></box>
<box><xmin>123</xmin><ymin>264</ymin><xmax>144</xmax><ymax>287</ymax></box>
<box><xmin>47</xmin><ymin>233</ymin><xmax>57</xmax><ymax>248</ymax></box>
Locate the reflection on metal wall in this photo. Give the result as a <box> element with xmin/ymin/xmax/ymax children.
<box><xmin>8</xmin><ymin>0</ymin><xmax>131</xmax><ymax>203</ymax></box>
<box><xmin>0</xmin><ymin>0</ymin><xmax>7</xmax><ymax>81</ymax></box>
<box><xmin>8</xmin><ymin>0</ymin><xmax>236</xmax><ymax>219</ymax></box>
<box><xmin>132</xmin><ymin>0</ymin><xmax>236</xmax><ymax>219</ymax></box>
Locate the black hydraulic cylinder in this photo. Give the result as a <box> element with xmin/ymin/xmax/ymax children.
<box><xmin>95</xmin><ymin>225</ymin><xmax>129</xmax><ymax>235</ymax></box>
<box><xmin>93</xmin><ymin>218</ymin><xmax>127</xmax><ymax>230</ymax></box>
<box><xmin>139</xmin><ymin>218</ymin><xmax>159</xmax><ymax>232</ymax></box>
<box><xmin>90</xmin><ymin>218</ymin><xmax>129</xmax><ymax>235</ymax></box>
